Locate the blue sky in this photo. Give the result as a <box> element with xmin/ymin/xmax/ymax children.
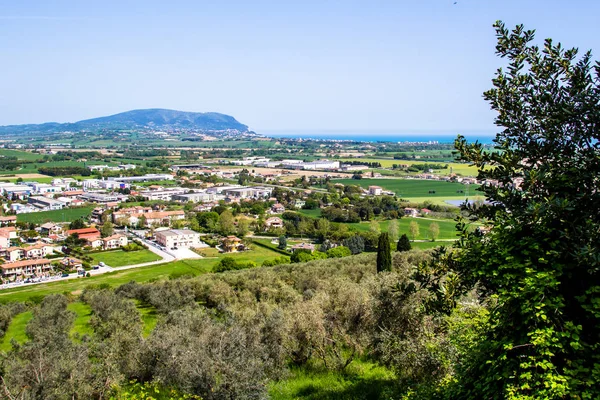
<box><xmin>1</xmin><ymin>1</ymin><xmax>599</xmax><ymax>133</ymax></box>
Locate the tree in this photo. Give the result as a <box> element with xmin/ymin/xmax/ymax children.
<box><xmin>343</xmin><ymin>235</ymin><xmax>365</xmax><ymax>255</ymax></box>
<box><xmin>396</xmin><ymin>234</ymin><xmax>411</xmax><ymax>252</ymax></box>
<box><xmin>100</xmin><ymin>221</ymin><xmax>114</xmax><ymax>238</ymax></box>
<box><xmin>427</xmin><ymin>222</ymin><xmax>439</xmax><ymax>242</ymax></box>
<box><xmin>326</xmin><ymin>246</ymin><xmax>351</xmax><ymax>258</ymax></box>
<box><xmin>237</xmin><ymin>218</ymin><xmax>250</xmax><ymax>237</ymax></box>
<box><xmin>218</xmin><ymin>210</ymin><xmax>235</xmax><ymax>236</ymax></box>
<box><xmin>408</xmin><ymin>221</ymin><xmax>419</xmax><ymax>241</ymax></box>
<box><xmin>388</xmin><ymin>219</ymin><xmax>399</xmax><ymax>242</ymax></box>
<box><xmin>278</xmin><ymin>235</ymin><xmax>287</xmax><ymax>250</ymax></box>
<box><xmin>376</xmin><ymin>233</ymin><xmax>391</xmax><ymax>273</ymax></box>
<box><xmin>369</xmin><ymin>220</ymin><xmax>381</xmax><ymax>235</ymax></box>
<box><xmin>439</xmin><ymin>22</ymin><xmax>600</xmax><ymax>399</ymax></box>
<box><xmin>69</xmin><ymin>218</ymin><xmax>86</xmax><ymax>230</ymax></box>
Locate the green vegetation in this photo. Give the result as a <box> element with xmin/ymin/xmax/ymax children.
<box><xmin>349</xmin><ymin>218</ymin><xmax>459</xmax><ymax>240</ymax></box>
<box><xmin>16</xmin><ymin>206</ymin><xmax>94</xmax><ymax>224</ymax></box>
<box><xmin>68</xmin><ymin>301</ymin><xmax>93</xmax><ymax>339</ymax></box>
<box><xmin>89</xmin><ymin>249</ymin><xmax>160</xmax><ymax>267</ymax></box>
<box><xmin>334</xmin><ymin>178</ymin><xmax>479</xmax><ymax>200</ymax></box>
<box><xmin>135</xmin><ymin>300</ymin><xmax>158</xmax><ymax>337</ymax></box>
<box><xmin>269</xmin><ymin>359</ymin><xmax>397</xmax><ymax>400</ymax></box>
<box><xmin>0</xmin><ymin>311</ymin><xmax>33</xmax><ymax>351</ymax></box>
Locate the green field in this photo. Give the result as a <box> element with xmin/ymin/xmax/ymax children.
<box><xmin>0</xmin><ymin>311</ymin><xmax>33</xmax><ymax>351</ymax></box>
<box><xmin>68</xmin><ymin>301</ymin><xmax>94</xmax><ymax>339</ymax></box>
<box><xmin>297</xmin><ymin>208</ymin><xmax>322</xmax><ymax>218</ymax></box>
<box><xmin>337</xmin><ymin>158</ymin><xmax>479</xmax><ymax>176</ymax></box>
<box><xmin>269</xmin><ymin>358</ymin><xmax>397</xmax><ymax>400</ymax></box>
<box><xmin>16</xmin><ymin>206</ymin><xmax>94</xmax><ymax>224</ymax></box>
<box><xmin>0</xmin><ymin>149</ymin><xmax>43</xmax><ymax>161</ymax></box>
<box><xmin>136</xmin><ymin>300</ymin><xmax>158</xmax><ymax>337</ymax></box>
<box><xmin>349</xmin><ymin>217</ymin><xmax>461</xmax><ymax>240</ymax></box>
<box><xmin>334</xmin><ymin>178</ymin><xmax>481</xmax><ymax>200</ymax></box>
<box><xmin>90</xmin><ymin>249</ymin><xmax>161</xmax><ymax>267</ymax></box>
<box><xmin>0</xmin><ymin>245</ymin><xmax>283</xmax><ymax>303</ymax></box>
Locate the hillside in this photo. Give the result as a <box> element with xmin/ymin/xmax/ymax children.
<box><xmin>0</xmin><ymin>108</ymin><xmax>248</xmax><ymax>134</ymax></box>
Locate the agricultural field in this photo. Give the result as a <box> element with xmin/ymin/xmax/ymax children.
<box><xmin>0</xmin><ymin>310</ymin><xmax>33</xmax><ymax>351</ymax></box>
<box><xmin>89</xmin><ymin>249</ymin><xmax>161</xmax><ymax>267</ymax></box>
<box><xmin>16</xmin><ymin>206</ymin><xmax>95</xmax><ymax>224</ymax></box>
<box><xmin>334</xmin><ymin>178</ymin><xmax>481</xmax><ymax>200</ymax></box>
<box><xmin>337</xmin><ymin>157</ymin><xmax>479</xmax><ymax>176</ymax></box>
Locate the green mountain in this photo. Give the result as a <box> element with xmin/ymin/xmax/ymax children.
<box><xmin>0</xmin><ymin>108</ymin><xmax>248</xmax><ymax>134</ymax></box>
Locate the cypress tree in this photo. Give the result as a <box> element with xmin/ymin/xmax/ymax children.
<box><xmin>396</xmin><ymin>234</ymin><xmax>412</xmax><ymax>252</ymax></box>
<box><xmin>376</xmin><ymin>232</ymin><xmax>392</xmax><ymax>273</ymax></box>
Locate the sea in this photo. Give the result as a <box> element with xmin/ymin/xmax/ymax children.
<box><xmin>259</xmin><ymin>130</ymin><xmax>497</xmax><ymax>145</ymax></box>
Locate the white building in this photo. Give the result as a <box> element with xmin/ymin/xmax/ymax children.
<box><xmin>155</xmin><ymin>229</ymin><xmax>202</xmax><ymax>249</ymax></box>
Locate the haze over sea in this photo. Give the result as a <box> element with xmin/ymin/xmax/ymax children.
<box><xmin>261</xmin><ymin>130</ymin><xmax>497</xmax><ymax>144</ymax></box>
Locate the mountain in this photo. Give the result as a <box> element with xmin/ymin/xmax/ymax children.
<box><xmin>0</xmin><ymin>109</ymin><xmax>249</xmax><ymax>134</ymax></box>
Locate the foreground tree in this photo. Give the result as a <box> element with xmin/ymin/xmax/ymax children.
<box><xmin>408</xmin><ymin>221</ymin><xmax>419</xmax><ymax>241</ymax></box>
<box><xmin>376</xmin><ymin>233</ymin><xmax>391</xmax><ymax>273</ymax></box>
<box><xmin>445</xmin><ymin>22</ymin><xmax>600</xmax><ymax>399</ymax></box>
<box><xmin>427</xmin><ymin>222</ymin><xmax>439</xmax><ymax>242</ymax></box>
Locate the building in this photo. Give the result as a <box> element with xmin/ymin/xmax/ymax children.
<box><xmin>403</xmin><ymin>208</ymin><xmax>419</xmax><ymax>217</ymax></box>
<box><xmin>291</xmin><ymin>243</ymin><xmax>315</xmax><ymax>253</ymax></box>
<box><xmin>28</xmin><ymin>196</ymin><xmax>66</xmax><ymax>211</ymax></box>
<box><xmin>220</xmin><ymin>236</ymin><xmax>244</xmax><ymax>252</ymax></box>
<box><xmin>143</xmin><ymin>210</ymin><xmax>186</xmax><ymax>227</ymax></box>
<box><xmin>1</xmin><ymin>258</ymin><xmax>52</xmax><ymax>279</ymax></box>
<box><xmin>102</xmin><ymin>234</ymin><xmax>128</xmax><ymax>250</ymax></box>
<box><xmin>66</xmin><ymin>227</ymin><xmax>101</xmax><ymax>241</ymax></box>
<box><xmin>112</xmin><ymin>206</ymin><xmax>152</xmax><ymax>225</ymax></box>
<box><xmin>0</xmin><ymin>183</ymin><xmax>32</xmax><ymax>199</ymax></box>
<box><xmin>40</xmin><ymin>222</ymin><xmax>63</xmax><ymax>234</ymax></box>
<box><xmin>0</xmin><ymin>227</ymin><xmax>17</xmax><ymax>248</ymax></box>
<box><xmin>0</xmin><ymin>216</ymin><xmax>17</xmax><ymax>226</ymax></box>
<box><xmin>368</xmin><ymin>186</ymin><xmax>383</xmax><ymax>196</ymax></box>
<box><xmin>271</xmin><ymin>203</ymin><xmax>285</xmax><ymax>214</ymax></box>
<box><xmin>293</xmin><ymin>200</ymin><xmax>306</xmax><ymax>209</ymax></box>
<box><xmin>80</xmin><ymin>192</ymin><xmax>123</xmax><ymax>203</ymax></box>
<box><xmin>110</xmin><ymin>174</ymin><xmax>174</xmax><ymax>183</ymax></box>
<box><xmin>172</xmin><ymin>191</ymin><xmax>215</xmax><ymax>203</ymax></box>
<box><xmin>155</xmin><ymin>229</ymin><xmax>202</xmax><ymax>249</ymax></box>
<box><xmin>140</xmin><ymin>188</ymin><xmax>187</xmax><ymax>201</ymax></box>
<box><xmin>3</xmin><ymin>247</ymin><xmax>24</xmax><ymax>262</ymax></box>
<box><xmin>264</xmin><ymin>217</ymin><xmax>284</xmax><ymax>230</ymax></box>
<box><xmin>22</xmin><ymin>242</ymin><xmax>55</xmax><ymax>259</ymax></box>
<box><xmin>341</xmin><ymin>164</ymin><xmax>370</xmax><ymax>172</ymax></box>
<box><xmin>60</xmin><ymin>257</ymin><xmax>83</xmax><ymax>269</ymax></box>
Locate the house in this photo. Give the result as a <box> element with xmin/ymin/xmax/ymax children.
<box><xmin>271</xmin><ymin>203</ymin><xmax>285</xmax><ymax>214</ymax></box>
<box><xmin>27</xmin><ymin>196</ymin><xmax>66</xmax><ymax>211</ymax></box>
<box><xmin>291</xmin><ymin>243</ymin><xmax>315</xmax><ymax>253</ymax></box>
<box><xmin>155</xmin><ymin>229</ymin><xmax>201</xmax><ymax>249</ymax></box>
<box><xmin>143</xmin><ymin>210</ymin><xmax>186</xmax><ymax>227</ymax></box>
<box><xmin>264</xmin><ymin>217</ymin><xmax>284</xmax><ymax>230</ymax></box>
<box><xmin>2</xmin><ymin>247</ymin><xmax>23</xmax><ymax>262</ymax></box>
<box><xmin>87</xmin><ymin>238</ymin><xmax>104</xmax><ymax>248</ymax></box>
<box><xmin>420</xmin><ymin>208</ymin><xmax>432</xmax><ymax>215</ymax></box>
<box><xmin>221</xmin><ymin>236</ymin><xmax>244</xmax><ymax>253</ymax></box>
<box><xmin>404</xmin><ymin>208</ymin><xmax>419</xmax><ymax>217</ymax></box>
<box><xmin>66</xmin><ymin>227</ymin><xmax>101</xmax><ymax>241</ymax></box>
<box><xmin>293</xmin><ymin>200</ymin><xmax>306</xmax><ymax>209</ymax></box>
<box><xmin>0</xmin><ymin>216</ymin><xmax>17</xmax><ymax>226</ymax></box>
<box><xmin>60</xmin><ymin>257</ymin><xmax>83</xmax><ymax>269</ymax></box>
<box><xmin>102</xmin><ymin>234</ymin><xmax>128</xmax><ymax>250</ymax></box>
<box><xmin>112</xmin><ymin>206</ymin><xmax>152</xmax><ymax>225</ymax></box>
<box><xmin>1</xmin><ymin>258</ymin><xmax>52</xmax><ymax>279</ymax></box>
<box><xmin>40</xmin><ymin>222</ymin><xmax>63</xmax><ymax>234</ymax></box>
<box><xmin>0</xmin><ymin>227</ymin><xmax>18</xmax><ymax>249</ymax></box>
<box><xmin>368</xmin><ymin>186</ymin><xmax>383</xmax><ymax>196</ymax></box>
<box><xmin>22</xmin><ymin>242</ymin><xmax>55</xmax><ymax>258</ymax></box>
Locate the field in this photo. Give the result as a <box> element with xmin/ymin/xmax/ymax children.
<box><xmin>334</xmin><ymin>178</ymin><xmax>481</xmax><ymax>200</ymax></box>
<box><xmin>16</xmin><ymin>206</ymin><xmax>95</xmax><ymax>224</ymax></box>
<box><xmin>89</xmin><ymin>249</ymin><xmax>161</xmax><ymax>267</ymax></box>
<box><xmin>0</xmin><ymin>245</ymin><xmax>283</xmax><ymax>303</ymax></box>
<box><xmin>0</xmin><ymin>311</ymin><xmax>33</xmax><ymax>351</ymax></box>
<box><xmin>348</xmin><ymin>217</ymin><xmax>461</xmax><ymax>240</ymax></box>
<box><xmin>337</xmin><ymin>157</ymin><xmax>479</xmax><ymax>176</ymax></box>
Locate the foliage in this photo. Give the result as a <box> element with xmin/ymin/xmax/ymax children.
<box><xmin>440</xmin><ymin>21</ymin><xmax>600</xmax><ymax>399</ymax></box>
<box><xmin>427</xmin><ymin>223</ymin><xmax>440</xmax><ymax>242</ymax></box>
<box><xmin>408</xmin><ymin>221</ymin><xmax>419</xmax><ymax>241</ymax></box>
<box><xmin>376</xmin><ymin>233</ymin><xmax>392</xmax><ymax>273</ymax></box>
<box><xmin>326</xmin><ymin>246</ymin><xmax>352</xmax><ymax>258</ymax></box>
<box><xmin>343</xmin><ymin>235</ymin><xmax>365</xmax><ymax>255</ymax></box>
<box><xmin>278</xmin><ymin>235</ymin><xmax>287</xmax><ymax>250</ymax></box>
<box><xmin>396</xmin><ymin>234</ymin><xmax>412</xmax><ymax>252</ymax></box>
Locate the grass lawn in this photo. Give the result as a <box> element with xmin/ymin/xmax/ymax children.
<box><xmin>16</xmin><ymin>206</ymin><xmax>95</xmax><ymax>224</ymax></box>
<box><xmin>0</xmin><ymin>311</ymin><xmax>33</xmax><ymax>351</ymax></box>
<box><xmin>68</xmin><ymin>301</ymin><xmax>94</xmax><ymax>339</ymax></box>
<box><xmin>0</xmin><ymin>149</ymin><xmax>43</xmax><ymax>161</ymax></box>
<box><xmin>297</xmin><ymin>209</ymin><xmax>322</xmax><ymax>218</ymax></box>
<box><xmin>333</xmin><ymin>178</ymin><xmax>480</xmax><ymax>200</ymax></box>
<box><xmin>90</xmin><ymin>249</ymin><xmax>161</xmax><ymax>267</ymax></box>
<box><xmin>269</xmin><ymin>358</ymin><xmax>397</xmax><ymax>400</ymax></box>
<box><xmin>135</xmin><ymin>300</ymin><xmax>158</xmax><ymax>337</ymax></box>
<box><xmin>0</xmin><ymin>246</ymin><xmax>283</xmax><ymax>303</ymax></box>
<box><xmin>348</xmin><ymin>217</ymin><xmax>460</xmax><ymax>241</ymax></box>
<box><xmin>409</xmin><ymin>240</ymin><xmax>454</xmax><ymax>250</ymax></box>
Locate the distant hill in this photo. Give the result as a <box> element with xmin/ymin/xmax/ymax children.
<box><xmin>0</xmin><ymin>108</ymin><xmax>248</xmax><ymax>134</ymax></box>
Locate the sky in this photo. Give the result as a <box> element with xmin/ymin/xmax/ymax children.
<box><xmin>1</xmin><ymin>0</ymin><xmax>599</xmax><ymax>133</ymax></box>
